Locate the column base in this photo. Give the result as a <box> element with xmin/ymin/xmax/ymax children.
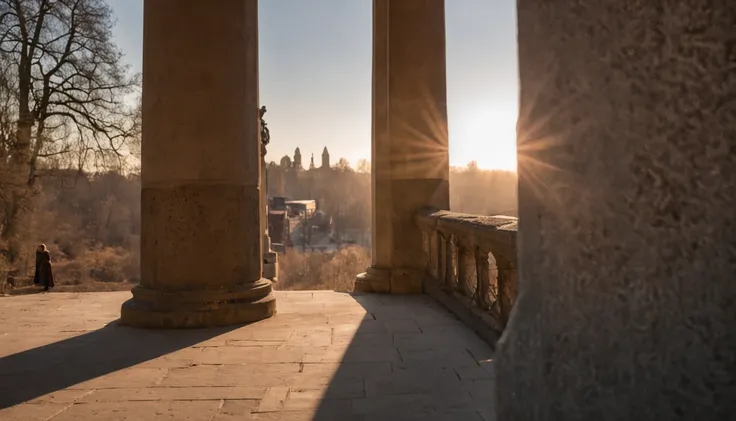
<box><xmin>263</xmin><ymin>251</ymin><xmax>278</xmax><ymax>281</ymax></box>
<box><xmin>120</xmin><ymin>280</ymin><xmax>276</xmax><ymax>329</ymax></box>
<box><xmin>354</xmin><ymin>266</ymin><xmax>423</xmax><ymax>294</ymax></box>
<box><xmin>355</xmin><ymin>267</ymin><xmax>391</xmax><ymax>293</ymax></box>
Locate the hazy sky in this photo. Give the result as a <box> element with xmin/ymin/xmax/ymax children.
<box><xmin>108</xmin><ymin>0</ymin><xmax>518</xmax><ymax>171</ymax></box>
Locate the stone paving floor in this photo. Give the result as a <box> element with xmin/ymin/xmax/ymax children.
<box><xmin>0</xmin><ymin>291</ymin><xmax>496</xmax><ymax>420</ymax></box>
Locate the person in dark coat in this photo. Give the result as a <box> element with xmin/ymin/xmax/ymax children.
<box><xmin>34</xmin><ymin>244</ymin><xmax>54</xmax><ymax>291</ymax></box>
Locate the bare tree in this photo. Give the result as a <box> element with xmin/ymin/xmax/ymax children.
<box><xmin>0</xmin><ymin>0</ymin><xmax>140</xmax><ymax>262</ymax></box>
<box><xmin>355</xmin><ymin>159</ymin><xmax>370</xmax><ymax>174</ymax></box>
<box><xmin>466</xmin><ymin>160</ymin><xmax>479</xmax><ymax>173</ymax></box>
<box><xmin>334</xmin><ymin>158</ymin><xmax>352</xmax><ymax>172</ymax></box>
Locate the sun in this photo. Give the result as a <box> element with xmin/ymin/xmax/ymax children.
<box><xmin>449</xmin><ymin>107</ymin><xmax>518</xmax><ymax>172</ymax></box>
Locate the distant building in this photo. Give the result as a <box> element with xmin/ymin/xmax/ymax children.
<box><xmin>279</xmin><ymin>155</ymin><xmax>292</xmax><ymax>169</ymax></box>
<box><xmin>268</xmin><ymin>210</ymin><xmax>289</xmax><ymax>247</ymax></box>
<box><xmin>338</xmin><ymin>228</ymin><xmax>371</xmax><ymax>248</ymax></box>
<box><xmin>322</xmin><ymin>147</ymin><xmax>330</xmax><ymax>169</ymax></box>
<box><xmin>270</xmin><ymin>196</ymin><xmax>288</xmax><ymax>211</ymax></box>
<box><xmin>267</xmin><ymin>146</ymin><xmax>338</xmax><ymax>221</ymax></box>
<box><xmin>286</xmin><ymin>200</ymin><xmax>317</xmax><ymax>218</ymax></box>
<box><xmin>293</xmin><ymin>147</ymin><xmax>303</xmax><ymax>170</ymax></box>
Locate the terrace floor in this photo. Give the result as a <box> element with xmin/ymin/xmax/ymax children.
<box><xmin>0</xmin><ymin>290</ymin><xmax>495</xmax><ymax>421</ymax></box>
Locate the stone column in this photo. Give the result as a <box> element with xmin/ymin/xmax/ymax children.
<box><xmin>261</xmin><ymin>147</ymin><xmax>278</xmax><ymax>281</ymax></box>
<box><xmin>496</xmin><ymin>2</ymin><xmax>735</xmax><ymax>420</ymax></box>
<box><xmin>355</xmin><ymin>0</ymin><xmax>450</xmax><ymax>294</ymax></box>
<box><xmin>121</xmin><ymin>0</ymin><xmax>276</xmax><ymax>328</ymax></box>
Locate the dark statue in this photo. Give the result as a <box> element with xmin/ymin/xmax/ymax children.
<box><xmin>259</xmin><ymin>106</ymin><xmax>270</xmax><ymax>157</ymax></box>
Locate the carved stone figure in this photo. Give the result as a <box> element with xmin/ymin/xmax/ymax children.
<box><xmin>259</xmin><ymin>105</ymin><xmax>270</xmax><ymax>157</ymax></box>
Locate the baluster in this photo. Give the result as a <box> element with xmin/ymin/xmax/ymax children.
<box><xmin>438</xmin><ymin>233</ymin><xmax>446</xmax><ymax>286</ymax></box>
<box><xmin>475</xmin><ymin>247</ymin><xmax>492</xmax><ymax>310</ymax></box>
<box><xmin>456</xmin><ymin>242</ymin><xmax>467</xmax><ymax>296</ymax></box>
<box><xmin>421</xmin><ymin>231</ymin><xmax>430</xmax><ymax>276</ymax></box>
<box><xmin>435</xmin><ymin>231</ymin><xmax>442</xmax><ymax>280</ymax></box>
<box><xmin>498</xmin><ymin>261</ymin><xmax>518</xmax><ymax>326</ymax></box>
<box><xmin>443</xmin><ymin>234</ymin><xmax>455</xmax><ymax>292</ymax></box>
<box><xmin>429</xmin><ymin>231</ymin><xmax>438</xmax><ymax>279</ymax></box>
<box><xmin>457</xmin><ymin>242</ymin><xmax>477</xmax><ymax>298</ymax></box>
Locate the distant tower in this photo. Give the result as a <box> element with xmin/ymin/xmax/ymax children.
<box><xmin>293</xmin><ymin>147</ymin><xmax>302</xmax><ymax>170</ymax></box>
<box><xmin>279</xmin><ymin>155</ymin><xmax>292</xmax><ymax>169</ymax></box>
<box><xmin>309</xmin><ymin>154</ymin><xmax>316</xmax><ymax>170</ymax></box>
<box><xmin>321</xmin><ymin>147</ymin><xmax>330</xmax><ymax>169</ymax></box>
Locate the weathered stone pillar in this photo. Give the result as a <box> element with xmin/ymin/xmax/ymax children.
<box><xmin>120</xmin><ymin>0</ymin><xmax>276</xmax><ymax>328</ymax></box>
<box><xmin>356</xmin><ymin>0</ymin><xmax>450</xmax><ymax>294</ymax></box>
<box><xmin>496</xmin><ymin>2</ymin><xmax>736</xmax><ymax>420</ymax></box>
<box><xmin>261</xmin><ymin>149</ymin><xmax>278</xmax><ymax>281</ymax></box>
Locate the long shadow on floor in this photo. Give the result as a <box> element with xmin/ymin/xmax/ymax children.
<box><xmin>0</xmin><ymin>292</ymin><xmax>496</xmax><ymax>419</ymax></box>
<box><xmin>308</xmin><ymin>293</ymin><xmax>495</xmax><ymax>421</ymax></box>
<box><xmin>0</xmin><ymin>319</ymin><xmax>237</xmax><ymax>409</ymax></box>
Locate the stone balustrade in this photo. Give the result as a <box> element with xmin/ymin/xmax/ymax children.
<box><xmin>415</xmin><ymin>207</ymin><xmax>518</xmax><ymax>345</ymax></box>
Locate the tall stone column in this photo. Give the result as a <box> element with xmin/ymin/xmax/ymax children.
<box><xmin>259</xmin><ymin>124</ymin><xmax>278</xmax><ymax>281</ymax></box>
<box><xmin>355</xmin><ymin>0</ymin><xmax>450</xmax><ymax>294</ymax></box>
<box><xmin>496</xmin><ymin>2</ymin><xmax>736</xmax><ymax>420</ymax></box>
<box><xmin>121</xmin><ymin>0</ymin><xmax>276</xmax><ymax>328</ymax></box>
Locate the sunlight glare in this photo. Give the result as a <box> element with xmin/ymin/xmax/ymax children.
<box><xmin>450</xmin><ymin>108</ymin><xmax>518</xmax><ymax>172</ymax></box>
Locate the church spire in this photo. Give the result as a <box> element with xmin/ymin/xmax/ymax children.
<box><xmin>293</xmin><ymin>147</ymin><xmax>302</xmax><ymax>170</ymax></box>
<box><xmin>321</xmin><ymin>147</ymin><xmax>330</xmax><ymax>169</ymax></box>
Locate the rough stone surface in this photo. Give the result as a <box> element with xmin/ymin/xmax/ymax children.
<box><xmin>0</xmin><ymin>291</ymin><xmax>496</xmax><ymax>420</ymax></box>
<box><xmin>357</xmin><ymin>0</ymin><xmax>450</xmax><ymax>294</ymax></box>
<box><xmin>498</xmin><ymin>2</ymin><xmax>736</xmax><ymax>420</ymax></box>
<box><xmin>139</xmin><ymin>185</ymin><xmax>263</xmax><ymax>289</ymax></box>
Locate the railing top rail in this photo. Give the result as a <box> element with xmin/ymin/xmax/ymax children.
<box><xmin>415</xmin><ymin>207</ymin><xmax>518</xmax><ymax>257</ymax></box>
<box><xmin>415</xmin><ymin>208</ymin><xmax>517</xmax><ymax>231</ymax></box>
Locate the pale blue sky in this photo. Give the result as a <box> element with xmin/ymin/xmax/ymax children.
<box><xmin>108</xmin><ymin>0</ymin><xmax>518</xmax><ymax>170</ymax></box>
